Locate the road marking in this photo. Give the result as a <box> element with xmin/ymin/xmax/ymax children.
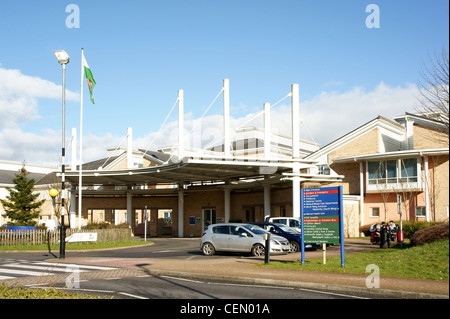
<box><xmin>0</xmin><ymin>261</ymin><xmax>118</xmax><ymax>281</ymax></box>
<box><xmin>33</xmin><ymin>262</ymin><xmax>117</xmax><ymax>271</ymax></box>
<box><xmin>160</xmin><ymin>275</ymin><xmax>204</xmax><ymax>284</ymax></box>
<box><xmin>118</xmin><ymin>292</ymin><xmax>148</xmax><ymax>299</ymax></box>
<box><xmin>0</xmin><ymin>268</ymin><xmax>51</xmax><ymax>277</ymax></box>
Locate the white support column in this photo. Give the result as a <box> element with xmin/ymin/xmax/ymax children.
<box><xmin>264</xmin><ymin>103</ymin><xmax>271</xmax><ymax>159</ymax></box>
<box><xmin>292</xmin><ymin>168</ymin><xmax>300</xmax><ymax>219</ymax></box>
<box><xmin>127</xmin><ymin>127</ymin><xmax>133</xmax><ymax>169</ymax></box>
<box><xmin>360</xmin><ymin>162</ymin><xmax>365</xmax><ymax>234</ymax></box>
<box><xmin>70</xmin><ymin>128</ymin><xmax>77</xmax><ymax>228</ymax></box>
<box><xmin>223</xmin><ymin>79</ymin><xmax>231</xmax><ymax>157</ymax></box>
<box><xmin>70</xmin><ymin>186</ymin><xmax>76</xmax><ymax>228</ymax></box>
<box><xmin>178</xmin><ymin>89</ymin><xmax>184</xmax><ymax>160</ymax></box>
<box><xmin>291</xmin><ymin>84</ymin><xmax>300</xmax><ymax>159</ymax></box>
<box><xmin>127</xmin><ymin>188</ymin><xmax>133</xmax><ymax>231</ymax></box>
<box><xmin>71</xmin><ymin>128</ymin><xmax>77</xmax><ymax>171</ymax></box>
<box><xmin>264</xmin><ymin>184</ymin><xmax>271</xmax><ymax>220</ymax></box>
<box><xmin>424</xmin><ymin>156</ymin><xmax>430</xmax><ymax>222</ymax></box>
<box><xmin>224</xmin><ymin>188</ymin><xmax>231</xmax><ymax>223</ymax></box>
<box><xmin>178</xmin><ymin>188</ymin><xmax>184</xmax><ymax>237</ymax></box>
<box><xmin>291</xmin><ymin>83</ymin><xmax>301</xmax><ymax>219</ymax></box>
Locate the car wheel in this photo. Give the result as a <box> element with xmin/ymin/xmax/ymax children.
<box><xmin>202</xmin><ymin>242</ymin><xmax>216</xmax><ymax>256</ymax></box>
<box><xmin>289</xmin><ymin>241</ymin><xmax>300</xmax><ymax>253</ymax></box>
<box><xmin>251</xmin><ymin>244</ymin><xmax>265</xmax><ymax>257</ymax></box>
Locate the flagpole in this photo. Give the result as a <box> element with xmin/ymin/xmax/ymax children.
<box><xmin>78</xmin><ymin>48</ymin><xmax>84</xmax><ymax>230</ymax></box>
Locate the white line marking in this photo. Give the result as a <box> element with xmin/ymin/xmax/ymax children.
<box><xmin>160</xmin><ymin>275</ymin><xmax>204</xmax><ymax>283</ymax></box>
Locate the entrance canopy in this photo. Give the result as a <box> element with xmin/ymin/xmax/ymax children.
<box><xmin>64</xmin><ymin>156</ymin><xmax>320</xmax><ymax>187</ymax></box>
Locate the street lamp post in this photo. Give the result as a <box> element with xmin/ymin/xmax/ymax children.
<box><xmin>54</xmin><ymin>50</ymin><xmax>69</xmax><ymax>259</ymax></box>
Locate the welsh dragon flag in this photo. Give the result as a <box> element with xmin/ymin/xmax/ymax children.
<box><xmin>82</xmin><ymin>53</ymin><xmax>96</xmax><ymax>104</ymax></box>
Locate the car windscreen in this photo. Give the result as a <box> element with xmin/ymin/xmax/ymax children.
<box><xmin>289</xmin><ymin>219</ymin><xmax>301</xmax><ymax>228</ymax></box>
<box><xmin>242</xmin><ymin>224</ymin><xmax>268</xmax><ymax>235</ymax></box>
<box><xmin>275</xmin><ymin>224</ymin><xmax>297</xmax><ymax>233</ymax></box>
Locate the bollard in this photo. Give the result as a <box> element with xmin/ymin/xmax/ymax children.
<box><xmin>263</xmin><ymin>233</ymin><xmax>270</xmax><ymax>264</ymax></box>
<box><xmin>379</xmin><ymin>225</ymin><xmax>389</xmax><ymax>249</ymax></box>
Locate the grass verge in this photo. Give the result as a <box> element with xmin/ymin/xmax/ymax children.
<box><xmin>257</xmin><ymin>239</ymin><xmax>449</xmax><ymax>281</ymax></box>
<box><xmin>0</xmin><ymin>284</ymin><xmax>113</xmax><ymax>299</ymax></box>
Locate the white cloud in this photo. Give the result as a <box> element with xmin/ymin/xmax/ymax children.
<box><xmin>0</xmin><ymin>66</ymin><xmax>79</xmax><ymax>128</ymax></box>
<box><xmin>297</xmin><ymin>82</ymin><xmax>418</xmax><ymax>146</ymax></box>
<box><xmin>0</xmin><ymin>65</ymin><xmax>79</xmax><ymax>163</ymax></box>
<box><xmin>0</xmin><ymin>127</ymin><xmax>60</xmax><ymax>165</ymax></box>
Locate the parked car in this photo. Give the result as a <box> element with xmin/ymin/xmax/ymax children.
<box><xmin>251</xmin><ymin>222</ymin><xmax>318</xmax><ymax>252</ymax></box>
<box><xmin>265</xmin><ymin>217</ymin><xmax>301</xmax><ymax>233</ymax></box>
<box><xmin>200</xmin><ymin>223</ymin><xmax>290</xmax><ymax>256</ymax></box>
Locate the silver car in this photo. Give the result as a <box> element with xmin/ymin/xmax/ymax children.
<box><xmin>200</xmin><ymin>223</ymin><xmax>290</xmax><ymax>256</ymax></box>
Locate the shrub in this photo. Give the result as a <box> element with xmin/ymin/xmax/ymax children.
<box><xmin>359</xmin><ymin>224</ymin><xmax>372</xmax><ymax>236</ymax></box>
<box><xmin>401</xmin><ymin>220</ymin><xmax>441</xmax><ymax>238</ymax></box>
<box><xmin>359</xmin><ymin>220</ymin><xmax>442</xmax><ymax>238</ymax></box>
<box><xmin>83</xmin><ymin>222</ymin><xmax>130</xmax><ymax>230</ymax></box>
<box><xmin>410</xmin><ymin>221</ymin><xmax>449</xmax><ymax>246</ymax></box>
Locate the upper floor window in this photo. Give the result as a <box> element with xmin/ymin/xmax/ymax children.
<box><xmin>367</xmin><ymin>158</ymin><xmax>418</xmax><ymax>186</ymax></box>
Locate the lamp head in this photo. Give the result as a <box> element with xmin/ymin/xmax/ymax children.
<box><xmin>54</xmin><ymin>50</ymin><xmax>70</xmax><ymax>64</ymax></box>
<box><xmin>49</xmin><ymin>188</ymin><xmax>59</xmax><ymax>198</ymax></box>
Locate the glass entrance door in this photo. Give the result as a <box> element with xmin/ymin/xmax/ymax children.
<box><xmin>203</xmin><ymin>208</ymin><xmax>216</xmax><ymax>231</ymax></box>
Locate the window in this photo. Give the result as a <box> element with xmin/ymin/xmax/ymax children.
<box><xmin>368</xmin><ymin>160</ymin><xmax>396</xmax><ymax>184</ymax></box>
<box><xmin>370</xmin><ymin>207</ymin><xmax>380</xmax><ymax>218</ymax></box>
<box><xmin>368</xmin><ymin>158</ymin><xmax>418</xmax><ymax>186</ymax></box>
<box><xmin>318</xmin><ymin>164</ymin><xmax>330</xmax><ymax>175</ymax></box>
<box><xmin>213</xmin><ymin>225</ymin><xmax>230</xmax><ymax>234</ymax></box>
<box><xmin>400</xmin><ymin>158</ymin><xmax>418</xmax><ymax>183</ymax></box>
<box><xmin>160</xmin><ymin>209</ymin><xmax>172</xmax><ymax>227</ymax></box>
<box><xmin>416</xmin><ymin>206</ymin><xmax>426</xmax><ymax>218</ymax></box>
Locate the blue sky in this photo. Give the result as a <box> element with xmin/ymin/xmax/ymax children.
<box><xmin>0</xmin><ymin>0</ymin><xmax>448</xmax><ymax>164</ymax></box>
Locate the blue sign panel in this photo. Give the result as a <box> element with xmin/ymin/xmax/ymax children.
<box><xmin>300</xmin><ymin>186</ymin><xmax>345</xmax><ymax>267</ymax></box>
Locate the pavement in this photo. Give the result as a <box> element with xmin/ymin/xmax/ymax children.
<box><xmin>2</xmin><ymin>238</ymin><xmax>448</xmax><ymax>299</ymax></box>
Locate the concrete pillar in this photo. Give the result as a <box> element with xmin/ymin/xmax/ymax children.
<box><xmin>291</xmin><ymin>83</ymin><xmax>301</xmax><ymax>219</ymax></box>
<box><xmin>178</xmin><ymin>89</ymin><xmax>184</xmax><ymax>160</ymax></box>
<box><xmin>264</xmin><ymin>184</ymin><xmax>271</xmax><ymax>220</ymax></box>
<box><xmin>178</xmin><ymin>189</ymin><xmax>184</xmax><ymax>237</ymax></box>
<box><xmin>264</xmin><ymin>103</ymin><xmax>271</xmax><ymax>159</ymax></box>
<box><xmin>127</xmin><ymin>127</ymin><xmax>133</xmax><ymax>169</ymax></box>
<box><xmin>224</xmin><ymin>188</ymin><xmax>231</xmax><ymax>223</ymax></box>
<box><xmin>127</xmin><ymin>188</ymin><xmax>133</xmax><ymax>231</ymax></box>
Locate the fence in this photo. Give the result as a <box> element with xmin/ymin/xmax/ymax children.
<box><xmin>0</xmin><ymin>228</ymin><xmax>132</xmax><ymax>246</ymax></box>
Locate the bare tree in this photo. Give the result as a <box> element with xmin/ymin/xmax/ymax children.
<box><xmin>415</xmin><ymin>47</ymin><xmax>449</xmax><ymax>135</ymax></box>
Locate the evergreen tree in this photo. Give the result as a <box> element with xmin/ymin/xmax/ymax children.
<box><xmin>0</xmin><ymin>165</ymin><xmax>45</xmax><ymax>226</ymax></box>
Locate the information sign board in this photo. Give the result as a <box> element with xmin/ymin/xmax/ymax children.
<box><xmin>302</xmin><ymin>187</ymin><xmax>341</xmax><ymax>244</ymax></box>
<box><xmin>300</xmin><ymin>186</ymin><xmax>345</xmax><ymax>267</ymax></box>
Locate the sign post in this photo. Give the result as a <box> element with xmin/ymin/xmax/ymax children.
<box><xmin>144</xmin><ymin>206</ymin><xmax>148</xmax><ymax>242</ymax></box>
<box><xmin>301</xmin><ymin>186</ymin><xmax>345</xmax><ymax>267</ymax></box>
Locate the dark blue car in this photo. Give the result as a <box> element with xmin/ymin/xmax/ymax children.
<box><xmin>250</xmin><ymin>222</ymin><xmax>318</xmax><ymax>252</ymax></box>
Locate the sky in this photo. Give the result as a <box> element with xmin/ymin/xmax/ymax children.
<box><xmin>0</xmin><ymin>0</ymin><xmax>448</xmax><ymax>165</ymax></box>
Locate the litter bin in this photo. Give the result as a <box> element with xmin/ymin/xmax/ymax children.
<box><xmin>397</xmin><ymin>230</ymin><xmax>405</xmax><ymax>243</ymax></box>
<box><xmin>379</xmin><ymin>225</ymin><xmax>389</xmax><ymax>248</ymax></box>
